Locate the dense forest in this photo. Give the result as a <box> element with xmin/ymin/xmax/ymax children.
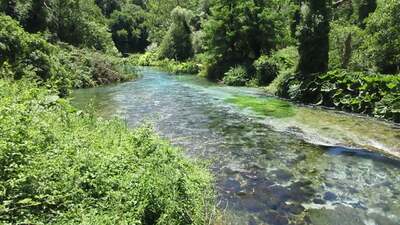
<box><xmin>0</xmin><ymin>0</ymin><xmax>399</xmax><ymax>224</ymax></box>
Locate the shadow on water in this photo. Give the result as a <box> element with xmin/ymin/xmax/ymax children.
<box><xmin>71</xmin><ymin>67</ymin><xmax>400</xmax><ymax>225</ymax></box>
<box><xmin>326</xmin><ymin>147</ymin><xmax>400</xmax><ymax>168</ymax></box>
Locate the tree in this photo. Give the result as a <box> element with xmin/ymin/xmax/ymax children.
<box><xmin>202</xmin><ymin>0</ymin><xmax>277</xmax><ymax>80</ymax></box>
<box><xmin>144</xmin><ymin>0</ymin><xmax>199</xmax><ymax>43</ymax></box>
<box><xmin>3</xmin><ymin>0</ymin><xmax>17</xmax><ymax>18</ymax></box>
<box><xmin>363</xmin><ymin>0</ymin><xmax>400</xmax><ymax>74</ymax></box>
<box><xmin>25</xmin><ymin>0</ymin><xmax>49</xmax><ymax>33</ymax></box>
<box><xmin>45</xmin><ymin>0</ymin><xmax>117</xmax><ymax>53</ymax></box>
<box><xmin>95</xmin><ymin>0</ymin><xmax>121</xmax><ymax>17</ymax></box>
<box><xmin>110</xmin><ymin>3</ymin><xmax>149</xmax><ymax>54</ymax></box>
<box><xmin>353</xmin><ymin>0</ymin><xmax>376</xmax><ymax>27</ymax></box>
<box><xmin>159</xmin><ymin>6</ymin><xmax>194</xmax><ymax>61</ymax></box>
<box><xmin>297</xmin><ymin>0</ymin><xmax>331</xmax><ymax>76</ymax></box>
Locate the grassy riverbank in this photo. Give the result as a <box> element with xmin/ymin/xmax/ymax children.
<box><xmin>0</xmin><ymin>79</ymin><xmax>215</xmax><ymax>224</ymax></box>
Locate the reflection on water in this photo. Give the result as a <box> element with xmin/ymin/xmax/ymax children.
<box><xmin>72</xmin><ymin>67</ymin><xmax>400</xmax><ymax>225</ymax></box>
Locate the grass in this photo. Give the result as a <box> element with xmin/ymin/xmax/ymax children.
<box><xmin>226</xmin><ymin>95</ymin><xmax>296</xmax><ymax>118</ymax></box>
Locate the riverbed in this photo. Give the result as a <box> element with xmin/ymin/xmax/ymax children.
<box><xmin>72</xmin><ymin>67</ymin><xmax>400</xmax><ymax>225</ymax></box>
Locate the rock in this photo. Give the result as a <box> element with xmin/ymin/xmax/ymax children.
<box><xmin>261</xmin><ymin>211</ymin><xmax>289</xmax><ymax>225</ymax></box>
<box><xmin>279</xmin><ymin>203</ymin><xmax>305</xmax><ymax>215</ymax></box>
<box><xmin>222</xmin><ymin>163</ymin><xmax>249</xmax><ymax>174</ymax></box>
<box><xmin>272</xmin><ymin>169</ymin><xmax>293</xmax><ymax>181</ymax></box>
<box><xmin>313</xmin><ymin>198</ymin><xmax>326</xmax><ymax>204</ymax></box>
<box><xmin>240</xmin><ymin>195</ymin><xmax>266</xmax><ymax>213</ymax></box>
<box><xmin>224</xmin><ymin>179</ymin><xmax>241</xmax><ymax>193</ymax></box>
<box><xmin>307</xmin><ymin>205</ymin><xmax>365</xmax><ymax>225</ymax></box>
<box><xmin>323</xmin><ymin>192</ymin><xmax>338</xmax><ymax>201</ymax></box>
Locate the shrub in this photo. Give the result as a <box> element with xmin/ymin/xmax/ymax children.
<box><xmin>253</xmin><ymin>55</ymin><xmax>279</xmax><ymax>86</ymax></box>
<box><xmin>128</xmin><ymin>51</ymin><xmax>159</xmax><ymax>66</ymax></box>
<box><xmin>0</xmin><ymin>14</ymin><xmax>70</xmax><ymax>96</ymax></box>
<box><xmin>223</xmin><ymin>65</ymin><xmax>248</xmax><ymax>86</ymax></box>
<box><xmin>163</xmin><ymin>60</ymin><xmax>200</xmax><ymax>74</ymax></box>
<box><xmin>279</xmin><ymin>69</ymin><xmax>400</xmax><ymax>122</ymax></box>
<box><xmin>0</xmin><ymin>79</ymin><xmax>215</xmax><ymax>224</ymax></box>
<box><xmin>318</xmin><ymin>70</ymin><xmax>400</xmax><ymax>122</ymax></box>
<box><xmin>266</xmin><ymin>47</ymin><xmax>299</xmax><ymax>95</ymax></box>
<box><xmin>0</xmin><ymin>15</ymin><xmax>134</xmax><ymax>92</ymax></box>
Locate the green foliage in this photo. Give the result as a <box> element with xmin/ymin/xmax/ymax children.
<box><xmin>0</xmin><ymin>14</ymin><xmax>70</xmax><ymax>96</ymax></box>
<box><xmin>0</xmin><ymin>79</ymin><xmax>214</xmax><ymax>224</ymax></box>
<box><xmin>127</xmin><ymin>51</ymin><xmax>159</xmax><ymax>66</ymax></box>
<box><xmin>253</xmin><ymin>55</ymin><xmax>279</xmax><ymax>86</ymax></box>
<box><xmin>318</xmin><ymin>70</ymin><xmax>400</xmax><ymax>122</ymax></box>
<box><xmin>266</xmin><ymin>47</ymin><xmax>299</xmax><ymax>95</ymax></box>
<box><xmin>25</xmin><ymin>0</ymin><xmax>48</xmax><ymax>33</ymax></box>
<box><xmin>47</xmin><ymin>0</ymin><xmax>117</xmax><ymax>54</ymax></box>
<box><xmin>296</xmin><ymin>0</ymin><xmax>331</xmax><ymax>75</ymax></box>
<box><xmin>159</xmin><ymin>6</ymin><xmax>194</xmax><ymax>61</ymax></box>
<box><xmin>0</xmin><ymin>15</ymin><xmax>134</xmax><ymax>94</ymax></box>
<box><xmin>362</xmin><ymin>0</ymin><xmax>400</xmax><ymax>74</ymax></box>
<box><xmin>202</xmin><ymin>0</ymin><xmax>277</xmax><ymax>80</ymax></box>
<box><xmin>222</xmin><ymin>65</ymin><xmax>248</xmax><ymax>86</ymax></box>
<box><xmin>329</xmin><ymin>20</ymin><xmax>364</xmax><ymax>70</ymax></box>
<box><xmin>95</xmin><ymin>0</ymin><xmax>121</xmax><ymax>17</ymax></box>
<box><xmin>226</xmin><ymin>95</ymin><xmax>296</xmax><ymax>118</ymax></box>
<box><xmin>144</xmin><ymin>0</ymin><xmax>199</xmax><ymax>44</ymax></box>
<box><xmin>1</xmin><ymin>0</ymin><xmax>119</xmax><ymax>54</ymax></box>
<box><xmin>127</xmin><ymin>53</ymin><xmax>200</xmax><ymax>75</ymax></box>
<box><xmin>162</xmin><ymin>60</ymin><xmax>200</xmax><ymax>74</ymax></box>
<box><xmin>353</xmin><ymin>0</ymin><xmax>377</xmax><ymax>26</ymax></box>
<box><xmin>109</xmin><ymin>3</ymin><xmax>149</xmax><ymax>54</ymax></box>
<box><xmin>280</xmin><ymin>70</ymin><xmax>400</xmax><ymax>122</ymax></box>
<box><xmin>59</xmin><ymin>46</ymin><xmax>136</xmax><ymax>88</ymax></box>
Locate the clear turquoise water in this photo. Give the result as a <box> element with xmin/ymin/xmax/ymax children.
<box><xmin>72</xmin><ymin>67</ymin><xmax>400</xmax><ymax>225</ymax></box>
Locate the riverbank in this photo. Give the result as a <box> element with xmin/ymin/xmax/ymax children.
<box><xmin>0</xmin><ymin>79</ymin><xmax>215</xmax><ymax>224</ymax></box>
<box><xmin>126</xmin><ymin>52</ymin><xmax>400</xmax><ymax>124</ymax></box>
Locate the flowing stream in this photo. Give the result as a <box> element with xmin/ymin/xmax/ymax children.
<box><xmin>72</xmin><ymin>67</ymin><xmax>400</xmax><ymax>225</ymax></box>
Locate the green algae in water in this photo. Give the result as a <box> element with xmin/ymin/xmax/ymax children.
<box><xmin>226</xmin><ymin>96</ymin><xmax>296</xmax><ymax>118</ymax></box>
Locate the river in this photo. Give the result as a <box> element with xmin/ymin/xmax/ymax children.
<box><xmin>72</xmin><ymin>67</ymin><xmax>400</xmax><ymax>225</ymax></box>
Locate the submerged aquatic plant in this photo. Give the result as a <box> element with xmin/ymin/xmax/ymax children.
<box><xmin>226</xmin><ymin>95</ymin><xmax>296</xmax><ymax>118</ymax></box>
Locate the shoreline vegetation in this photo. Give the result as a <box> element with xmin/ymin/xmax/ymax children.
<box><xmin>0</xmin><ymin>7</ymin><xmax>215</xmax><ymax>225</ymax></box>
<box><xmin>0</xmin><ymin>0</ymin><xmax>399</xmax><ymax>224</ymax></box>
<box><xmin>127</xmin><ymin>51</ymin><xmax>400</xmax><ymax>124</ymax></box>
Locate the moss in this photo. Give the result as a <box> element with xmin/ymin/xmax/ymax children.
<box><xmin>226</xmin><ymin>95</ymin><xmax>296</xmax><ymax>118</ymax></box>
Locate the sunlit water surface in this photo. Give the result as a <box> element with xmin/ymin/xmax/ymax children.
<box><xmin>72</xmin><ymin>67</ymin><xmax>400</xmax><ymax>225</ymax></box>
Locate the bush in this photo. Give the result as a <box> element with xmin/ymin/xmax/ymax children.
<box><xmin>0</xmin><ymin>14</ymin><xmax>70</xmax><ymax>96</ymax></box>
<box><xmin>223</xmin><ymin>65</ymin><xmax>248</xmax><ymax>86</ymax></box>
<box><xmin>318</xmin><ymin>70</ymin><xmax>400</xmax><ymax>122</ymax></box>
<box><xmin>127</xmin><ymin>51</ymin><xmax>159</xmax><ymax>66</ymax></box>
<box><xmin>253</xmin><ymin>55</ymin><xmax>279</xmax><ymax>86</ymax></box>
<box><xmin>0</xmin><ymin>79</ymin><xmax>214</xmax><ymax>224</ymax></box>
<box><xmin>163</xmin><ymin>60</ymin><xmax>200</xmax><ymax>74</ymax></box>
<box><xmin>59</xmin><ymin>47</ymin><xmax>136</xmax><ymax>88</ymax></box>
<box><xmin>0</xmin><ymin>15</ymin><xmax>133</xmax><ymax>92</ymax></box>
<box><xmin>279</xmin><ymin>69</ymin><xmax>400</xmax><ymax>122</ymax></box>
<box><xmin>266</xmin><ymin>47</ymin><xmax>299</xmax><ymax>95</ymax></box>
